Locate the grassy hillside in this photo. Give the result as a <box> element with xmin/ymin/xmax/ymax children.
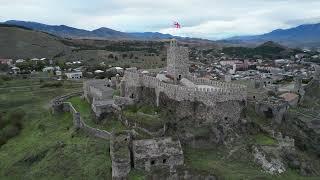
<box><xmin>0</xmin><ymin>26</ymin><xmax>71</xmax><ymax>59</ymax></box>
<box><xmin>0</xmin><ymin>26</ymin><xmax>167</xmax><ymax>69</ymax></box>
<box><xmin>0</xmin><ymin>79</ymin><xmax>112</xmax><ymax>179</ymax></box>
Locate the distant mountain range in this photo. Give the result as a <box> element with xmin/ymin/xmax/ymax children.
<box><xmin>1</xmin><ymin>20</ymin><xmax>179</xmax><ymax>41</ymax></box>
<box><xmin>2</xmin><ymin>20</ymin><xmax>320</xmax><ymax>48</ymax></box>
<box><xmin>224</xmin><ymin>23</ymin><xmax>320</xmax><ymax>48</ymax></box>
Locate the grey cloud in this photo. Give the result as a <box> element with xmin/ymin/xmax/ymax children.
<box><xmin>1</xmin><ymin>0</ymin><xmax>320</xmax><ymax>39</ymax></box>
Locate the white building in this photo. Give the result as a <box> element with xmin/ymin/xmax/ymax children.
<box><xmin>42</xmin><ymin>67</ymin><xmax>55</xmax><ymax>72</ymax></box>
<box><xmin>94</xmin><ymin>70</ymin><xmax>104</xmax><ymax>74</ymax></box>
<box><xmin>65</xmin><ymin>72</ymin><xmax>83</xmax><ymax>79</ymax></box>
<box><xmin>11</xmin><ymin>67</ymin><xmax>20</xmax><ymax>74</ymax></box>
<box><xmin>55</xmin><ymin>71</ymin><xmax>62</xmax><ymax>76</ymax></box>
<box><xmin>15</xmin><ymin>59</ymin><xmax>25</xmax><ymax>63</ymax></box>
<box><xmin>30</xmin><ymin>58</ymin><xmax>40</xmax><ymax>61</ymax></box>
<box><xmin>114</xmin><ymin>67</ymin><xmax>124</xmax><ymax>73</ymax></box>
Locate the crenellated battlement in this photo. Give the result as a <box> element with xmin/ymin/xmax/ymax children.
<box><xmin>123</xmin><ymin>71</ymin><xmax>247</xmax><ymax>106</ymax></box>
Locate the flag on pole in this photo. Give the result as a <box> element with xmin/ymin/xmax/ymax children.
<box><xmin>173</xmin><ymin>21</ymin><xmax>181</xmax><ymax>29</ymax></box>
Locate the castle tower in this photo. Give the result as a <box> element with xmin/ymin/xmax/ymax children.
<box><xmin>294</xmin><ymin>76</ymin><xmax>302</xmax><ymax>92</ymax></box>
<box><xmin>166</xmin><ymin>39</ymin><xmax>189</xmax><ymax>82</ymax></box>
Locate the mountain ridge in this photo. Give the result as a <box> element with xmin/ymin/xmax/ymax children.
<box><xmin>2</xmin><ymin>20</ymin><xmax>180</xmax><ymax>41</ymax></box>
<box><xmin>225</xmin><ymin>23</ymin><xmax>320</xmax><ymax>48</ymax></box>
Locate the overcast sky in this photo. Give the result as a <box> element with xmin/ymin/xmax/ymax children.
<box><xmin>1</xmin><ymin>0</ymin><xmax>320</xmax><ymax>39</ymax></box>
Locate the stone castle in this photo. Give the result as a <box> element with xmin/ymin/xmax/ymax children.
<box><xmin>78</xmin><ymin>39</ymin><xmax>248</xmax><ymax>179</ymax></box>
<box><xmin>120</xmin><ymin>39</ymin><xmax>247</xmax><ymax>127</ymax></box>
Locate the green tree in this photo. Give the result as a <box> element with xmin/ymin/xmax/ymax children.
<box><xmin>16</xmin><ymin>61</ymin><xmax>32</xmax><ymax>71</ymax></box>
<box><xmin>34</xmin><ymin>61</ymin><xmax>46</xmax><ymax>71</ymax></box>
<box><xmin>0</xmin><ymin>64</ymin><xmax>9</xmax><ymax>72</ymax></box>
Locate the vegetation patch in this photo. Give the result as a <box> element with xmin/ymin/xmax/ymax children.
<box><xmin>102</xmin><ymin>118</ymin><xmax>127</xmax><ymax>133</ymax></box>
<box><xmin>128</xmin><ymin>169</ymin><xmax>145</xmax><ymax>180</ymax></box>
<box><xmin>112</xmin><ymin>89</ymin><xmax>120</xmax><ymax>97</ymax></box>
<box><xmin>0</xmin><ymin>109</ymin><xmax>26</xmax><ymax>147</ymax></box>
<box><xmin>184</xmin><ymin>146</ymin><xmax>316</xmax><ymax>180</ymax></box>
<box><xmin>254</xmin><ymin>134</ymin><xmax>277</xmax><ymax>146</ymax></box>
<box><xmin>40</xmin><ymin>81</ymin><xmax>63</xmax><ymax>88</ymax></box>
<box><xmin>246</xmin><ymin>104</ymin><xmax>270</xmax><ymax>127</ymax></box>
<box><xmin>139</xmin><ymin>105</ymin><xmax>160</xmax><ymax>115</ymax></box>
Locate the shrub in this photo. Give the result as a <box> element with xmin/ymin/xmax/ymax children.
<box><xmin>40</xmin><ymin>82</ymin><xmax>63</xmax><ymax>88</ymax></box>
<box><xmin>0</xmin><ymin>110</ymin><xmax>25</xmax><ymax>147</ymax></box>
<box><xmin>112</xmin><ymin>90</ymin><xmax>120</xmax><ymax>97</ymax></box>
<box><xmin>139</xmin><ymin>105</ymin><xmax>159</xmax><ymax>115</ymax></box>
<box><xmin>124</xmin><ymin>105</ymin><xmax>139</xmax><ymax>113</ymax></box>
<box><xmin>1</xmin><ymin>124</ymin><xmax>20</xmax><ymax>139</ymax></box>
<box><xmin>0</xmin><ymin>75</ymin><xmax>12</xmax><ymax>81</ymax></box>
<box><xmin>0</xmin><ymin>112</ymin><xmax>8</xmax><ymax>129</ymax></box>
<box><xmin>0</xmin><ymin>136</ymin><xmax>7</xmax><ymax>146</ymax></box>
<box><xmin>8</xmin><ymin>109</ymin><xmax>26</xmax><ymax>129</ymax></box>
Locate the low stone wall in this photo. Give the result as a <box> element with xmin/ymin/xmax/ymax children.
<box><xmin>51</xmin><ymin>92</ymin><xmax>83</xmax><ymax>114</ymax></box>
<box><xmin>51</xmin><ymin>92</ymin><xmax>111</xmax><ymax>140</ymax></box>
<box><xmin>134</xmin><ymin>125</ymin><xmax>166</xmax><ymax>137</ymax></box>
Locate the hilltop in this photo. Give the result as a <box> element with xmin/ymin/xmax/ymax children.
<box><xmin>0</xmin><ymin>25</ymin><xmax>71</xmax><ymax>59</ymax></box>
<box><xmin>222</xmin><ymin>41</ymin><xmax>302</xmax><ymax>59</ymax></box>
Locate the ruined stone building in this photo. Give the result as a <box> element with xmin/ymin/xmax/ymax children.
<box><xmin>83</xmin><ymin>79</ymin><xmax>115</xmax><ymax>119</ymax></box>
<box><xmin>132</xmin><ymin>137</ymin><xmax>184</xmax><ymax>171</ymax></box>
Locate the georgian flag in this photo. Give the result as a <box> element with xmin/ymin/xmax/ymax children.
<box><xmin>173</xmin><ymin>21</ymin><xmax>181</xmax><ymax>29</ymax></box>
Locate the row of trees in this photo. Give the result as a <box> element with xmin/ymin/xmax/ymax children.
<box><xmin>15</xmin><ymin>61</ymin><xmax>47</xmax><ymax>72</ymax></box>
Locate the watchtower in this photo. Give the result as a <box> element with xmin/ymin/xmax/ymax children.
<box><xmin>166</xmin><ymin>39</ymin><xmax>189</xmax><ymax>82</ymax></box>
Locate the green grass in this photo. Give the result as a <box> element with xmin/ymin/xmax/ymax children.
<box><xmin>246</xmin><ymin>104</ymin><xmax>270</xmax><ymax>126</ymax></box>
<box><xmin>113</xmin><ymin>89</ymin><xmax>120</xmax><ymax>97</ymax></box>
<box><xmin>123</xmin><ymin>111</ymin><xmax>163</xmax><ymax>130</ymax></box>
<box><xmin>68</xmin><ymin>96</ymin><xmax>92</xmax><ymax>120</ymax></box>
<box><xmin>103</xmin><ymin>118</ymin><xmax>127</xmax><ymax>132</ymax></box>
<box><xmin>184</xmin><ymin>146</ymin><xmax>319</xmax><ymax>180</ymax></box>
<box><xmin>0</xmin><ymin>79</ymin><xmax>112</xmax><ymax>179</ymax></box>
<box><xmin>139</xmin><ymin>105</ymin><xmax>160</xmax><ymax>115</ymax></box>
<box><xmin>254</xmin><ymin>134</ymin><xmax>277</xmax><ymax>146</ymax></box>
<box><xmin>128</xmin><ymin>170</ymin><xmax>145</xmax><ymax>180</ymax></box>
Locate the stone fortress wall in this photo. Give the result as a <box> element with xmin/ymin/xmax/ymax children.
<box><xmin>123</xmin><ymin>70</ymin><xmax>247</xmax><ymax>107</ymax></box>
<box><xmin>51</xmin><ymin>92</ymin><xmax>111</xmax><ymax>140</ymax></box>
